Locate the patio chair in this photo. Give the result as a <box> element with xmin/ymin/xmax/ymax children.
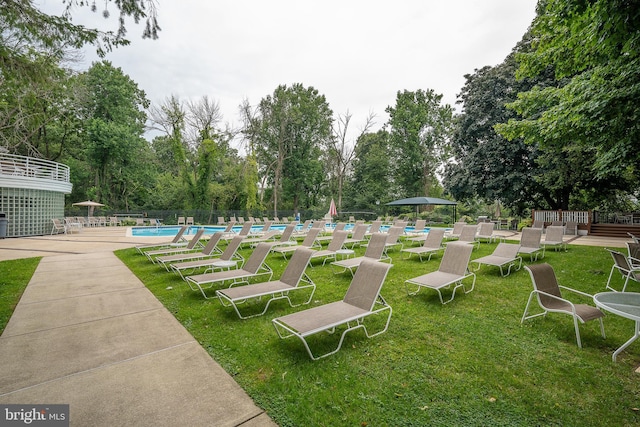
<box><xmin>542</xmin><ymin>225</ymin><xmax>567</xmax><ymax>252</ymax></box>
<box><xmin>475</xmin><ymin>222</ymin><xmax>499</xmax><ymax>244</ymax></box>
<box><xmin>343</xmin><ymin>223</ymin><xmax>369</xmax><ymax>248</ymax></box>
<box><xmin>331</xmin><ymin>233</ymin><xmax>390</xmax><ymax>276</ymax></box>
<box><xmin>628</xmin><ymin>232</ymin><xmax>640</xmax><ymax>244</ymax></box>
<box><xmin>404</xmin><ymin>242</ymin><xmax>476</xmax><ymax>304</ymax></box>
<box><xmin>272</xmin><ymin>227</ymin><xmax>322</xmax><ymax>259</ymax></box>
<box><xmin>605</xmin><ymin>249</ymin><xmax>640</xmax><ymax>292</ymax></box>
<box><xmin>51</xmin><ymin>218</ymin><xmax>67</xmax><ymax>235</ymax></box>
<box><xmin>521</xmin><ymin>263</ymin><xmax>605</xmax><ymax>348</ymax></box>
<box><xmin>222</xmin><ymin>221</ymin><xmax>254</xmax><ymax>239</ymax></box>
<box><xmin>445</xmin><ymin>222</ymin><xmax>466</xmax><ymax>240</ymax></box>
<box><xmin>271</xmin><ymin>223</ymin><xmax>297</xmax><ymax>247</ymax></box>
<box><xmin>532</xmin><ymin>220</ymin><xmax>545</xmax><ymax>229</ymax></box>
<box><xmin>316</xmin><ymin>222</ymin><xmax>347</xmax><ymax>243</ymax></box>
<box><xmin>144</xmin><ymin>229</ymin><xmax>205</xmax><ymax>262</ymax></box>
<box><xmin>472</xmin><ymin>243</ymin><xmax>522</xmax><ymax>277</ymax></box>
<box><xmin>239</xmin><ymin>229</ymin><xmax>280</xmax><ymax>248</ymax></box>
<box><xmin>365</xmin><ymin>220</ymin><xmax>383</xmax><ymax>238</ymax></box>
<box><xmin>135</xmin><ymin>225</ymin><xmax>189</xmax><ymax>254</ymax></box>
<box><xmin>186</xmin><ymin>216</ymin><xmax>194</xmax><ymax>225</ymax></box>
<box><xmin>217</xmin><ymin>216</ymin><xmax>227</xmax><ymax>225</ymax></box>
<box><xmin>405</xmin><ymin>219</ymin><xmax>427</xmax><ymax>237</ymax></box>
<box><xmin>444</xmin><ymin>225</ymin><xmax>479</xmax><ymax>250</ymax></box>
<box><xmin>308</xmin><ymin>230</ymin><xmax>349</xmax><ymax>266</ymax></box>
<box><xmin>564</xmin><ymin>220</ymin><xmax>578</xmax><ymax>236</ymax></box>
<box><xmin>185</xmin><ymin>242</ymin><xmax>274</xmax><ymax>299</ymax></box>
<box><xmin>156</xmin><ymin>232</ymin><xmax>224</xmax><ymax>271</ymax></box>
<box><xmin>518</xmin><ymin>227</ymin><xmax>544</xmax><ymax>261</ymax></box>
<box><xmin>292</xmin><ymin>219</ymin><xmax>312</xmax><ymax>235</ymax></box>
<box><xmin>380</xmin><ymin>226</ymin><xmax>405</xmax><ymax>255</ymax></box>
<box><xmin>216</xmin><ymin>247</ymin><xmax>316</xmax><ymax>319</ymax></box>
<box><xmin>177</xmin><ymin>216</ymin><xmax>186</xmax><ymax>225</ymax></box>
<box><xmin>401</xmin><ymin>228</ymin><xmax>446</xmax><ymax>261</ymax></box>
<box><xmin>627</xmin><ymin>242</ymin><xmax>640</xmax><ymax>268</ymax></box>
<box><xmin>171</xmin><ymin>235</ymin><xmax>245</xmax><ymax>280</ymax></box>
<box><xmin>272</xmin><ymin>259</ymin><xmax>393</xmax><ymax>360</ymax></box>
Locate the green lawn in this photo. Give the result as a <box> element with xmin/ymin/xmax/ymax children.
<box><xmin>3</xmin><ymin>237</ymin><xmax>639</xmax><ymax>426</ymax></box>
<box><xmin>0</xmin><ymin>257</ymin><xmax>40</xmax><ymax>334</ymax></box>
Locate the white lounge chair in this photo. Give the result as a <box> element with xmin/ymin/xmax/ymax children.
<box><xmin>518</xmin><ymin>227</ymin><xmax>544</xmax><ymax>261</ymax></box>
<box><xmin>170</xmin><ymin>235</ymin><xmax>245</xmax><ymax>280</ymax></box>
<box><xmin>185</xmin><ymin>242</ymin><xmax>274</xmax><ymax>299</ymax></box>
<box><xmin>272</xmin><ymin>259</ymin><xmax>393</xmax><ymax>360</ymax></box>
<box><xmin>135</xmin><ymin>225</ymin><xmax>188</xmax><ymax>253</ymax></box>
<box><xmin>405</xmin><ymin>242</ymin><xmax>476</xmax><ymax>304</ymax></box>
<box><xmin>331</xmin><ymin>232</ymin><xmax>390</xmax><ymax>276</ymax></box>
<box><xmin>472</xmin><ymin>243</ymin><xmax>522</xmax><ymax>276</ymax></box>
<box><xmin>217</xmin><ymin>247</ymin><xmax>316</xmax><ymax>319</ymax></box>
<box><xmin>144</xmin><ymin>229</ymin><xmax>205</xmax><ymax>262</ymax></box>
<box><xmin>401</xmin><ymin>228</ymin><xmax>446</xmax><ymax>261</ymax></box>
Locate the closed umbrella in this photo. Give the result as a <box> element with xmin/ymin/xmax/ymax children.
<box><xmin>329</xmin><ymin>198</ymin><xmax>338</xmax><ymax>217</ymax></box>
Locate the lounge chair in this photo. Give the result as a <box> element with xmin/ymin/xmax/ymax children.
<box><xmin>628</xmin><ymin>232</ymin><xmax>640</xmax><ymax>244</ymax></box>
<box><xmin>186</xmin><ymin>216</ymin><xmax>194</xmax><ymax>225</ymax></box>
<box><xmin>171</xmin><ymin>235</ymin><xmax>245</xmax><ymax>280</ymax></box>
<box><xmin>217</xmin><ymin>247</ymin><xmax>316</xmax><ymax>319</ymax></box>
<box><xmin>518</xmin><ymin>227</ymin><xmax>544</xmax><ymax>261</ymax></box>
<box><xmin>271</xmin><ymin>223</ymin><xmax>297</xmax><ymax>247</ymax></box>
<box><xmin>272</xmin><ymin>227</ymin><xmax>322</xmax><ymax>259</ymax></box>
<box><xmin>222</xmin><ymin>221</ymin><xmax>254</xmax><ymax>240</ymax></box>
<box><xmin>144</xmin><ymin>229</ymin><xmax>205</xmax><ymax>262</ymax></box>
<box><xmin>472</xmin><ymin>243</ymin><xmax>522</xmax><ymax>276</ymax></box>
<box><xmin>380</xmin><ymin>226</ymin><xmax>405</xmax><ymax>255</ymax></box>
<box><xmin>217</xmin><ymin>216</ymin><xmax>227</xmax><ymax>225</ymax></box>
<box><xmin>404</xmin><ymin>242</ymin><xmax>476</xmax><ymax>304</ymax></box>
<box><xmin>239</xmin><ymin>229</ymin><xmax>281</xmax><ymax>248</ymax></box>
<box><xmin>532</xmin><ymin>220</ymin><xmax>545</xmax><ymax>229</ymax></box>
<box><xmin>308</xmin><ymin>230</ymin><xmax>349</xmax><ymax>266</ymax></box>
<box><xmin>177</xmin><ymin>216</ymin><xmax>186</xmax><ymax>225</ymax></box>
<box><xmin>522</xmin><ymin>263</ymin><xmax>605</xmax><ymax>348</ymax></box>
<box><xmin>331</xmin><ymin>232</ymin><xmax>390</xmax><ymax>275</ymax></box>
<box><xmin>156</xmin><ymin>232</ymin><xmax>224</xmax><ymax>271</ymax></box>
<box><xmin>292</xmin><ymin>219</ymin><xmax>312</xmax><ymax>235</ymax></box>
<box><xmin>135</xmin><ymin>225</ymin><xmax>189</xmax><ymax>254</ymax></box>
<box><xmin>272</xmin><ymin>259</ymin><xmax>393</xmax><ymax>360</ymax></box>
<box><xmin>445</xmin><ymin>222</ymin><xmax>466</xmax><ymax>240</ymax></box>
<box><xmin>343</xmin><ymin>223</ymin><xmax>368</xmax><ymax>248</ymax></box>
<box><xmin>317</xmin><ymin>222</ymin><xmax>347</xmax><ymax>243</ymax></box>
<box><xmin>185</xmin><ymin>242</ymin><xmax>274</xmax><ymax>299</ymax></box>
<box><xmin>475</xmin><ymin>222</ymin><xmax>500</xmax><ymax>244</ymax></box>
<box><xmin>405</xmin><ymin>219</ymin><xmax>427</xmax><ymax>237</ymax></box>
<box><xmin>365</xmin><ymin>220</ymin><xmax>383</xmax><ymax>238</ymax></box>
<box><xmin>605</xmin><ymin>249</ymin><xmax>640</xmax><ymax>292</ymax></box>
<box><xmin>444</xmin><ymin>224</ymin><xmax>479</xmax><ymax>250</ymax></box>
<box><xmin>401</xmin><ymin>228</ymin><xmax>446</xmax><ymax>261</ymax></box>
<box><xmin>542</xmin><ymin>225</ymin><xmax>567</xmax><ymax>252</ymax></box>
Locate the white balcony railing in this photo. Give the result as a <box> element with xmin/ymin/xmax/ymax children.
<box><xmin>0</xmin><ymin>153</ymin><xmax>72</xmax><ymax>193</ymax></box>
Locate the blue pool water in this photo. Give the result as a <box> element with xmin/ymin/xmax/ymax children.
<box><xmin>131</xmin><ymin>223</ymin><xmax>433</xmax><ymax>237</ymax></box>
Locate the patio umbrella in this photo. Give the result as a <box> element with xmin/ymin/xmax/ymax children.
<box><xmin>72</xmin><ymin>200</ymin><xmax>104</xmax><ymax>216</ymax></box>
<box><xmin>329</xmin><ymin>198</ymin><xmax>338</xmax><ymax>217</ymax></box>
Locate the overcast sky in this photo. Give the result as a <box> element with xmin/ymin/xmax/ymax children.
<box><xmin>39</xmin><ymin>0</ymin><xmax>538</xmax><ymax>142</ymax></box>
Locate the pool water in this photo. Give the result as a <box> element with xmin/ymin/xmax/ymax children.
<box><xmin>130</xmin><ymin>223</ymin><xmax>437</xmax><ymax>237</ymax></box>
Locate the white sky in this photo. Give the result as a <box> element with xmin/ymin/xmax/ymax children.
<box><xmin>38</xmin><ymin>0</ymin><xmax>538</xmax><ymax>144</ymax></box>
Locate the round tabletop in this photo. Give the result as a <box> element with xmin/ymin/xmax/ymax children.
<box><xmin>593</xmin><ymin>292</ymin><xmax>640</xmax><ymax>321</ymax></box>
<box><xmin>336</xmin><ymin>249</ymin><xmax>355</xmax><ymax>255</ymax></box>
<box><xmin>212</xmin><ymin>260</ymin><xmax>237</xmax><ymax>268</ymax></box>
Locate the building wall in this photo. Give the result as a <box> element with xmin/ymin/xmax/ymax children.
<box><xmin>0</xmin><ymin>187</ymin><xmax>65</xmax><ymax>236</ymax></box>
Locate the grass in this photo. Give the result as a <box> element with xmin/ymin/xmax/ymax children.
<box><xmin>2</xmin><ymin>236</ymin><xmax>640</xmax><ymax>425</ymax></box>
<box><xmin>0</xmin><ymin>257</ymin><xmax>40</xmax><ymax>334</ymax></box>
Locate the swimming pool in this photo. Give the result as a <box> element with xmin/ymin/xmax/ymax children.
<box><xmin>130</xmin><ymin>223</ymin><xmax>436</xmax><ymax>237</ymax></box>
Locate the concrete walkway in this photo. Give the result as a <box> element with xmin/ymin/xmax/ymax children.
<box><xmin>0</xmin><ymin>228</ymin><xmax>276</xmax><ymax>426</ymax></box>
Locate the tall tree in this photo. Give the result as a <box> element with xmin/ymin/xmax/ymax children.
<box><xmin>243</xmin><ymin>84</ymin><xmax>333</xmax><ymax>215</ymax></box>
<box><xmin>386</xmin><ymin>89</ymin><xmax>453</xmax><ymax>198</ymax></box>
<box><xmin>81</xmin><ymin>61</ymin><xmax>148</xmax><ymax>206</ymax></box>
<box><xmin>497</xmin><ymin>0</ymin><xmax>640</xmax><ymax>187</ymax></box>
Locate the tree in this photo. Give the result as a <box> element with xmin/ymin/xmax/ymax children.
<box><xmin>344</xmin><ymin>130</ymin><xmax>392</xmax><ymax>212</ymax></box>
<box><xmin>325</xmin><ymin>110</ymin><xmax>376</xmax><ymax>212</ymax></box>
<box><xmin>497</xmin><ymin>0</ymin><xmax>640</xmax><ymax>188</ymax></box>
<box><xmin>242</xmin><ymin>84</ymin><xmax>333</xmax><ymax>215</ymax></box>
<box><xmin>386</xmin><ymin>89</ymin><xmax>453</xmax><ymax>199</ymax></box>
<box><xmin>1</xmin><ymin>0</ymin><xmax>160</xmax><ymax>57</ymax></box>
<box><xmin>81</xmin><ymin>61</ymin><xmax>149</xmax><ymax>207</ymax></box>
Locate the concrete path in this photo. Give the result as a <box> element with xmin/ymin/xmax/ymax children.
<box><xmin>0</xmin><ymin>228</ymin><xmax>276</xmax><ymax>426</ymax></box>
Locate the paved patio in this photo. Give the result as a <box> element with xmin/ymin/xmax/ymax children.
<box><xmin>0</xmin><ymin>227</ymin><xmax>276</xmax><ymax>427</ymax></box>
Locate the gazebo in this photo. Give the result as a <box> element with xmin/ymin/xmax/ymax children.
<box><xmin>386</xmin><ymin>196</ymin><xmax>458</xmax><ymax>222</ymax></box>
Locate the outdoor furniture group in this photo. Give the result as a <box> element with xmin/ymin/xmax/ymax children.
<box><xmin>135</xmin><ymin>219</ymin><xmax>640</xmax><ymax>361</ymax></box>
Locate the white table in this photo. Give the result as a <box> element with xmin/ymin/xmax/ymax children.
<box><xmin>336</xmin><ymin>249</ymin><xmax>355</xmax><ymax>260</ymax></box>
<box><xmin>593</xmin><ymin>292</ymin><xmax>640</xmax><ymax>361</ymax></box>
<box><xmin>211</xmin><ymin>260</ymin><xmax>237</xmax><ymax>271</ymax></box>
